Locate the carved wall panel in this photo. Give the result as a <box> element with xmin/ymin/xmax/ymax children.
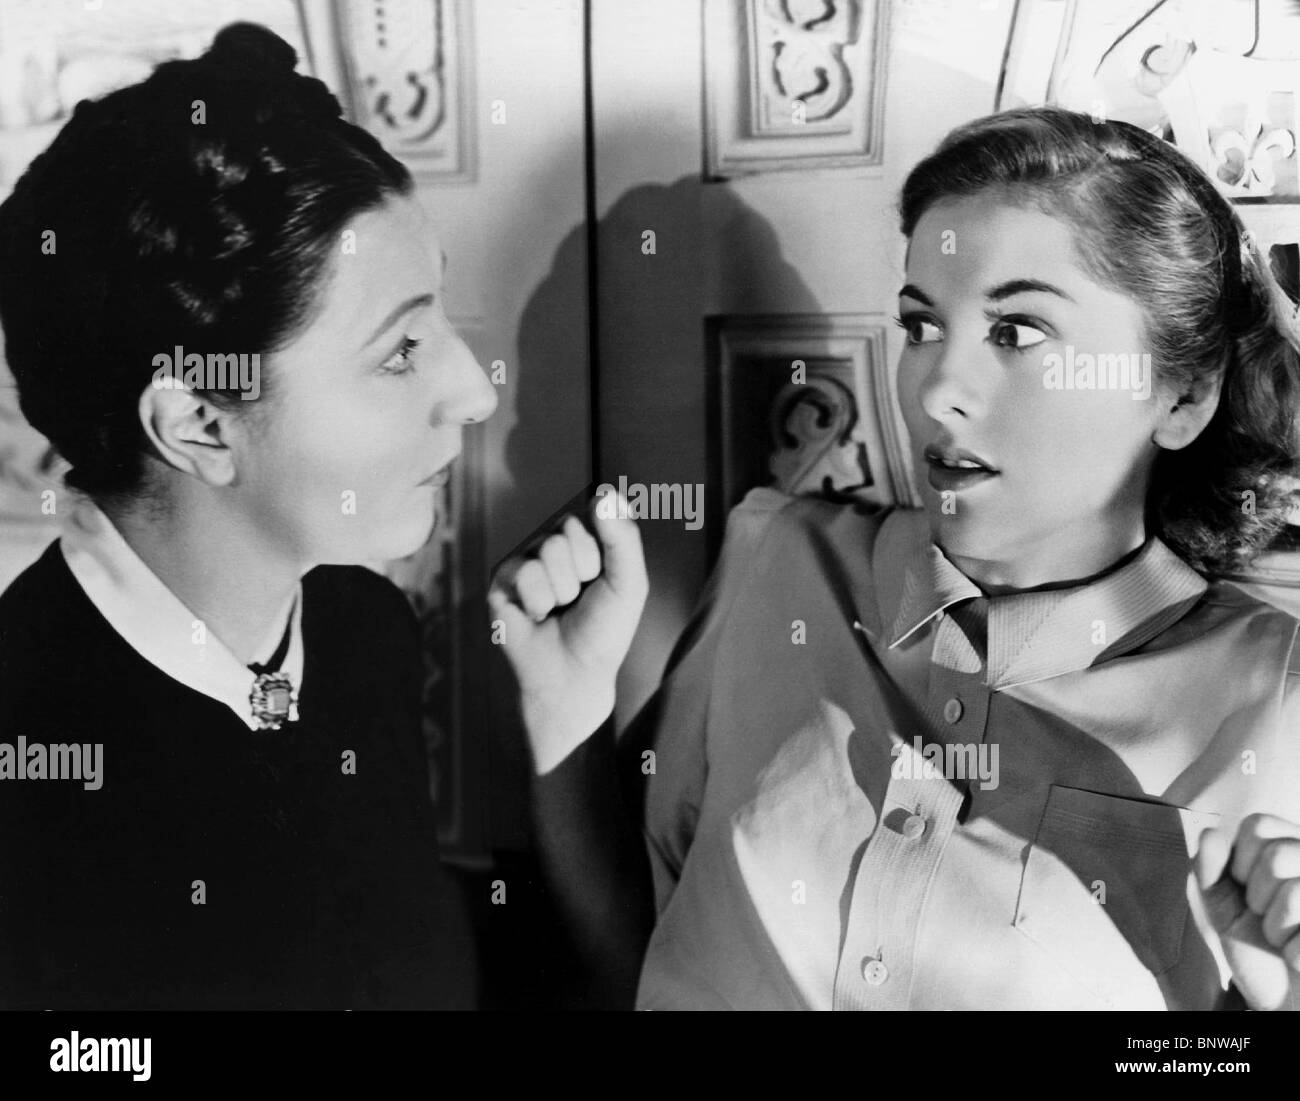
<box><xmin>704</xmin><ymin>0</ymin><xmax>889</xmax><ymax>177</ymax></box>
<box><xmin>331</xmin><ymin>0</ymin><xmax>475</xmax><ymax>182</ymax></box>
<box><xmin>996</xmin><ymin>0</ymin><xmax>1300</xmax><ymax>251</ymax></box>
<box><xmin>710</xmin><ymin>314</ymin><xmax>914</xmax><ymax>550</ymax></box>
<box><xmin>0</xmin><ymin>0</ymin><xmax>312</xmax><ymax>195</ymax></box>
<box><xmin>1159</xmin><ymin>49</ymin><xmax>1300</xmax><ymax>255</ymax></box>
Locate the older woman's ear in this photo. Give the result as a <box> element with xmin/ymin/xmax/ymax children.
<box><xmin>136</xmin><ymin>379</ymin><xmax>238</xmax><ymax>487</ymax></box>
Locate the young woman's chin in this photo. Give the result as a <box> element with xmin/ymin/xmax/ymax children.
<box><xmin>926</xmin><ymin>512</ymin><xmax>988</xmax><ymax>556</ymax></box>
<box><xmin>921</xmin><ymin>495</ymin><xmax>1022</xmax><ymax>564</ymax></box>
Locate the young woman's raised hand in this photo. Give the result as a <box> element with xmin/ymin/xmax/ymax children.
<box><xmin>1195</xmin><ymin>814</ymin><xmax>1300</xmax><ymax>1010</ymax></box>
<box><xmin>488</xmin><ymin>491</ymin><xmax>649</xmax><ymax>775</ymax></box>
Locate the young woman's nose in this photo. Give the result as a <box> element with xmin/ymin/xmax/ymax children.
<box><xmin>436</xmin><ymin>335</ymin><xmax>498</xmax><ymax>426</ymax></box>
<box><xmin>917</xmin><ymin>337</ymin><xmax>986</xmax><ymax>423</ymax></box>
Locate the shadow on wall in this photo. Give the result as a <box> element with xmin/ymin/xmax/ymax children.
<box><xmin>470</xmin><ymin>175</ymin><xmax>820</xmax><ymax>1007</ymax></box>
<box><xmin>488</xmin><ymin>176</ymin><xmax>820</xmax><ymax>790</ymax></box>
<box><xmin>502</xmin><ymin>173</ymin><xmax>822</xmax><ymax>747</ymax></box>
<box><xmin>507</xmin><ymin>174</ymin><xmax>821</xmax><ymax>518</ymax></box>
<box><xmin>582</xmin><ymin>176</ymin><xmax>820</xmax><ymax>727</ymax></box>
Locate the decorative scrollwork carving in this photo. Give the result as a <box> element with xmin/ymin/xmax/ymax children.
<box><xmin>757</xmin><ymin>0</ymin><xmax>862</xmax><ymax>129</ymax></box>
<box><xmin>356</xmin><ymin>1</ymin><xmax>448</xmax><ymax>145</ymax></box>
<box><xmin>338</xmin><ymin>0</ymin><xmax>474</xmax><ymax>182</ymax></box>
<box><xmin>705</xmin><ymin>0</ymin><xmax>887</xmax><ymax>176</ymax></box>
<box><xmin>768</xmin><ymin>375</ymin><xmax>873</xmax><ymax>501</ymax></box>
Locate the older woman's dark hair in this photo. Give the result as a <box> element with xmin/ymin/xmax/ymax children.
<box><xmin>900</xmin><ymin>106</ymin><xmax>1300</xmax><ymax>576</ymax></box>
<box><xmin>0</xmin><ymin>23</ymin><xmax>412</xmax><ymax>499</ymax></box>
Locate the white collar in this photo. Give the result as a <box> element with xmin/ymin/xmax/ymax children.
<box><xmin>59</xmin><ymin>497</ymin><xmax>303</xmax><ymax>731</ymax></box>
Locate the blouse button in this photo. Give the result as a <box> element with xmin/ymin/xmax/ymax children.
<box><xmin>902</xmin><ymin>814</ymin><xmax>927</xmax><ymax>840</ymax></box>
<box><xmin>861</xmin><ymin>958</ymin><xmax>888</xmax><ymax>986</ymax></box>
<box><xmin>943</xmin><ymin>697</ymin><xmax>964</xmax><ymax>723</ymax></box>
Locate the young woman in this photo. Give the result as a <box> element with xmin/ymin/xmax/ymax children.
<box><xmin>493</xmin><ymin>107</ymin><xmax>1300</xmax><ymax>1011</ymax></box>
<box><xmin>0</xmin><ymin>24</ymin><xmax>496</xmax><ymax>1008</ymax></box>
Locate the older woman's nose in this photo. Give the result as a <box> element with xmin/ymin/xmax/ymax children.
<box><xmin>439</xmin><ymin>336</ymin><xmax>498</xmax><ymax>426</ymax></box>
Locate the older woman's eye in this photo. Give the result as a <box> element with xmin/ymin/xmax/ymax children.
<box><xmin>990</xmin><ymin>320</ymin><xmax>1048</xmax><ymax>351</ymax></box>
<box><xmin>380</xmin><ymin>336</ymin><xmax>422</xmax><ymax>375</ymax></box>
<box><xmin>893</xmin><ymin>314</ymin><xmax>943</xmax><ymax>345</ymax></box>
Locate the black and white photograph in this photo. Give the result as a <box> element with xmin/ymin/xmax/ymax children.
<box><xmin>0</xmin><ymin>0</ymin><xmax>1298</xmax><ymax>1079</ymax></box>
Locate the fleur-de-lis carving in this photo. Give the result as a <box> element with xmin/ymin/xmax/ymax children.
<box><xmin>1211</xmin><ymin>122</ymin><xmax>1296</xmax><ymax>195</ymax></box>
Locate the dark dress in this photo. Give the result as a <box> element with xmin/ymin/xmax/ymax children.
<box><xmin>0</xmin><ymin>541</ymin><xmax>476</xmax><ymax>1009</ymax></box>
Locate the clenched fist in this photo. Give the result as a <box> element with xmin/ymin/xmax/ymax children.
<box><xmin>488</xmin><ymin>491</ymin><xmax>648</xmax><ymax>775</ymax></box>
<box><xmin>1194</xmin><ymin>813</ymin><xmax>1300</xmax><ymax>1010</ymax></box>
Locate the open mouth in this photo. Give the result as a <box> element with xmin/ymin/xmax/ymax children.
<box><xmin>419</xmin><ymin>459</ymin><xmax>457</xmax><ymax>487</ymax></box>
<box><xmin>923</xmin><ymin>444</ymin><xmax>999</xmax><ymax>493</ymax></box>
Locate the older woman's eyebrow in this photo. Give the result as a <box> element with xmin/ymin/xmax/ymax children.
<box><xmin>362</xmin><ymin>293</ymin><xmax>435</xmax><ymax>347</ymax></box>
<box><xmin>986</xmin><ymin>278</ymin><xmax>1074</xmax><ymax>303</ymax></box>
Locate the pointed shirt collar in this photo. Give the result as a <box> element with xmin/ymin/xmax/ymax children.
<box><xmin>873</xmin><ymin>510</ymin><xmax>1209</xmax><ymax>689</ymax></box>
<box><xmin>59</xmin><ymin>498</ymin><xmax>303</xmax><ymax>730</ymax></box>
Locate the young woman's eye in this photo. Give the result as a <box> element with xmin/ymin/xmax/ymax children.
<box><xmin>990</xmin><ymin>320</ymin><xmax>1048</xmax><ymax>351</ymax></box>
<box><xmin>893</xmin><ymin>314</ymin><xmax>943</xmax><ymax>345</ymax></box>
<box><xmin>379</xmin><ymin>336</ymin><xmax>422</xmax><ymax>375</ymax></box>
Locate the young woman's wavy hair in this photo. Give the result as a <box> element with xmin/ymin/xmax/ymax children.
<box><xmin>899</xmin><ymin>106</ymin><xmax>1300</xmax><ymax>576</ymax></box>
<box><xmin>0</xmin><ymin>23</ymin><xmax>412</xmax><ymax>501</ymax></box>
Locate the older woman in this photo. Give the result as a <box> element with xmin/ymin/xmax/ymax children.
<box><xmin>0</xmin><ymin>23</ymin><xmax>496</xmax><ymax>1008</ymax></box>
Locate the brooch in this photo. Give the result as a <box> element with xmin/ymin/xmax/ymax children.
<box><xmin>249</xmin><ymin>672</ymin><xmax>299</xmax><ymax>731</ymax></box>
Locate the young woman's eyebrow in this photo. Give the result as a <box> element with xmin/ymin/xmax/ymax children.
<box><xmin>985</xmin><ymin>278</ymin><xmax>1074</xmax><ymax>303</ymax></box>
<box><xmin>898</xmin><ymin>283</ymin><xmax>933</xmax><ymax>305</ymax></box>
<box><xmin>361</xmin><ymin>293</ymin><xmax>435</xmax><ymax>347</ymax></box>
